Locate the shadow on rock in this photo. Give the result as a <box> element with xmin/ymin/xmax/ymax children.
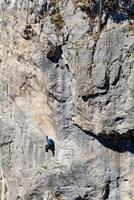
<box><xmin>85</xmin><ymin>130</ymin><xmax>134</xmax><ymax>153</ymax></box>
<box><xmin>90</xmin><ymin>0</ymin><xmax>134</xmax><ymax>24</ymax></box>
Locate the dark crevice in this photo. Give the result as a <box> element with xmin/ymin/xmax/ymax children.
<box><xmin>22</xmin><ymin>25</ymin><xmax>36</xmax><ymax>40</ymax></box>
<box><xmin>81</xmin><ymin>87</ymin><xmax>109</xmax><ymax>101</ymax></box>
<box><xmin>116</xmin><ymin>176</ymin><xmax>120</xmax><ymax>188</ymax></box>
<box><xmin>88</xmin><ymin>131</ymin><xmax>134</xmax><ymax>153</ymax></box>
<box><xmin>112</xmin><ymin>66</ymin><xmax>122</xmax><ymax>86</ymax></box>
<box><xmin>103</xmin><ymin>181</ymin><xmax>111</xmax><ymax>200</ymax></box>
<box><xmin>105</xmin><ymin>99</ymin><xmax>110</xmax><ymax>106</ymax></box>
<box><xmin>63</xmin><ymin>33</ymin><xmax>70</xmax><ymax>45</ymax></box>
<box><xmin>82</xmin><ymin>93</ymin><xmax>100</xmax><ymax>101</ymax></box>
<box><xmin>0</xmin><ymin>140</ymin><xmax>12</xmax><ymax>148</ymax></box>
<box><xmin>75</xmin><ymin>124</ymin><xmax>134</xmax><ymax>153</ymax></box>
<box><xmin>48</xmin><ymin>92</ymin><xmax>66</xmax><ymax>103</ymax></box>
<box><xmin>115</xmin><ymin>117</ymin><xmax>124</xmax><ymax>122</ymax></box>
<box><xmin>81</xmin><ymin>85</ymin><xmax>109</xmax><ymax>101</ymax></box>
<box><xmin>47</xmin><ymin>45</ymin><xmax>63</xmax><ymax>63</ymax></box>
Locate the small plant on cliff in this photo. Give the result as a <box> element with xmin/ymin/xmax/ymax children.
<box><xmin>72</xmin><ymin>0</ymin><xmax>134</xmax><ymax>32</ymax></box>
<box><xmin>73</xmin><ymin>0</ymin><xmax>90</xmax><ymax>10</ymax></box>
<box><xmin>51</xmin><ymin>8</ymin><xmax>65</xmax><ymax>29</ymax></box>
<box><xmin>49</xmin><ymin>0</ymin><xmax>65</xmax><ymax>29</ymax></box>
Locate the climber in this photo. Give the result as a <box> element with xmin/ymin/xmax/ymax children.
<box><xmin>45</xmin><ymin>136</ymin><xmax>55</xmax><ymax>156</ymax></box>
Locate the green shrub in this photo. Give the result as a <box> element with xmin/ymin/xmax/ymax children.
<box><xmin>50</xmin><ymin>1</ymin><xmax>65</xmax><ymax>29</ymax></box>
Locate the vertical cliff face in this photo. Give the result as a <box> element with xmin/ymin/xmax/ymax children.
<box><xmin>0</xmin><ymin>0</ymin><xmax>134</xmax><ymax>199</ymax></box>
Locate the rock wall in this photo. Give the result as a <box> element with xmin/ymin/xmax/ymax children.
<box><xmin>0</xmin><ymin>0</ymin><xmax>134</xmax><ymax>199</ymax></box>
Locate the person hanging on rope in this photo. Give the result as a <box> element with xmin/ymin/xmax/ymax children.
<box><xmin>45</xmin><ymin>136</ymin><xmax>55</xmax><ymax>156</ymax></box>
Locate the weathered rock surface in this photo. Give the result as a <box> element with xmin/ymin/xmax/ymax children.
<box><xmin>0</xmin><ymin>0</ymin><xmax>134</xmax><ymax>199</ymax></box>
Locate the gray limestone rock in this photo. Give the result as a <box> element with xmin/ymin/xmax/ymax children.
<box><xmin>0</xmin><ymin>0</ymin><xmax>134</xmax><ymax>200</ymax></box>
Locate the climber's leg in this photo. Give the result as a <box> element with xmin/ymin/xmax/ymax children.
<box><xmin>49</xmin><ymin>144</ymin><xmax>55</xmax><ymax>156</ymax></box>
<box><xmin>45</xmin><ymin>144</ymin><xmax>48</xmax><ymax>152</ymax></box>
<box><xmin>51</xmin><ymin>149</ymin><xmax>55</xmax><ymax>157</ymax></box>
